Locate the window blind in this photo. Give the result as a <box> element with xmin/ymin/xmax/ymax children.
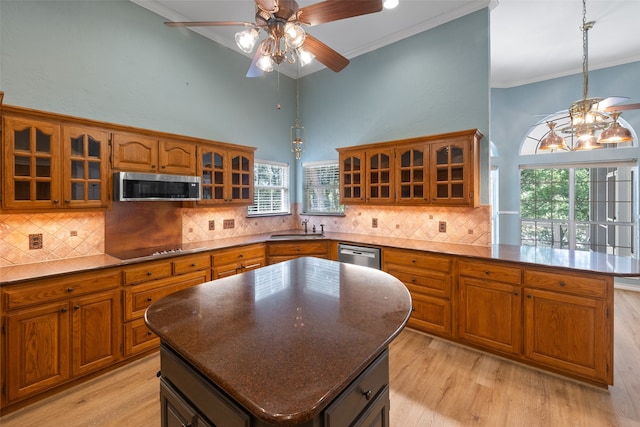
<box><xmin>303</xmin><ymin>160</ymin><xmax>344</xmax><ymax>215</ymax></box>
<box><xmin>248</xmin><ymin>160</ymin><xmax>290</xmax><ymax>216</ymax></box>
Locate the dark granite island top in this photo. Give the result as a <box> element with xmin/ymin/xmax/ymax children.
<box><xmin>145</xmin><ymin>257</ymin><xmax>412</xmax><ymax>426</ymax></box>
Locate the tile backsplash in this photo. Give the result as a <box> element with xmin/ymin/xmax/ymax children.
<box><xmin>0</xmin><ymin>204</ymin><xmax>491</xmax><ymax>267</ymax></box>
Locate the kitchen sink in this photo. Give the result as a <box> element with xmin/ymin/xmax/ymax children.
<box><xmin>269</xmin><ymin>233</ymin><xmax>325</xmax><ymax>240</ymax></box>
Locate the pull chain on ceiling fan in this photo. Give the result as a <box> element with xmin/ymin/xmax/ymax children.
<box><xmin>165</xmin><ymin>0</ymin><xmax>384</xmax><ymax>78</ymax></box>
<box><xmin>538</xmin><ymin>0</ymin><xmax>638</xmax><ymax>152</ymax></box>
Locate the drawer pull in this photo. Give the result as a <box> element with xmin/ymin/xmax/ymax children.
<box><xmin>513</xmin><ymin>292</ymin><xmax>519</xmax><ymax>296</ymax></box>
<box><xmin>67</xmin><ymin>287</ymin><xmax>74</xmax><ymax>293</ymax></box>
<box><xmin>147</xmin><ymin>331</ymin><xmax>153</xmax><ymax>336</ymax></box>
<box><xmin>362</xmin><ymin>389</ymin><xmax>372</xmax><ymax>401</ymax></box>
<box><xmin>239</xmin><ymin>254</ymin><xmax>244</xmax><ymax>258</ymax></box>
<box><xmin>411</xmin><ymin>259</ymin><xmax>417</xmax><ymax>263</ymax></box>
<box><xmin>191</xmin><ymin>263</ymin><xmax>196</xmax><ymax>267</ymax></box>
<box><xmin>74</xmin><ymin>305</ymin><xmax>80</xmax><ymax>310</ymax></box>
<box><xmin>411</xmin><ymin>278</ymin><xmax>416</xmax><ymax>283</ymax></box>
<box><xmin>484</xmin><ymin>270</ymin><xmax>490</xmax><ymax>275</ymax></box>
<box><xmin>147</xmin><ymin>271</ymin><xmax>152</xmax><ymax>276</ymax></box>
<box><xmin>559</xmin><ymin>281</ymin><xmax>566</xmax><ymax>287</ymax></box>
<box><xmin>147</xmin><ymin>297</ymin><xmax>153</xmax><ymax>302</ymax></box>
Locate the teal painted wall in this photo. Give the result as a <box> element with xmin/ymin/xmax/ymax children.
<box><xmin>0</xmin><ymin>1</ymin><xmax>490</xmax><ymax>204</ymax></box>
<box><xmin>491</xmin><ymin>61</ymin><xmax>640</xmax><ymax>244</ymax></box>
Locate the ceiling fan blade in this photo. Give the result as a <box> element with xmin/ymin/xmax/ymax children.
<box><xmin>299</xmin><ymin>0</ymin><xmax>383</xmax><ymax>26</ymax></box>
<box><xmin>256</xmin><ymin>0</ymin><xmax>279</xmax><ymax>14</ymax></box>
<box><xmin>303</xmin><ymin>34</ymin><xmax>349</xmax><ymax>72</ymax></box>
<box><xmin>604</xmin><ymin>102</ymin><xmax>640</xmax><ymax>112</ymax></box>
<box><xmin>246</xmin><ymin>48</ymin><xmax>265</xmax><ymax>78</ymax></box>
<box><xmin>594</xmin><ymin>96</ymin><xmax>630</xmax><ymax>111</ymax></box>
<box><xmin>164</xmin><ymin>21</ymin><xmax>254</xmax><ymax>28</ymax></box>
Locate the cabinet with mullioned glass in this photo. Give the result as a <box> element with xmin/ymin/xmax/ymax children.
<box><xmin>2</xmin><ymin>111</ymin><xmax>110</xmax><ymax>210</ymax></box>
<box><xmin>198</xmin><ymin>144</ymin><xmax>254</xmax><ymax>205</ymax></box>
<box><xmin>337</xmin><ymin>148</ymin><xmax>394</xmax><ymax>204</ymax></box>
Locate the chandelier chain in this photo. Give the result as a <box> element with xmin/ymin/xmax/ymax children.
<box><xmin>581</xmin><ymin>0</ymin><xmax>589</xmax><ymax>101</ymax></box>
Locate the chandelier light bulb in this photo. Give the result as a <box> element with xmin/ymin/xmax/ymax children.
<box><xmin>235</xmin><ymin>28</ymin><xmax>259</xmax><ymax>53</ymax></box>
<box><xmin>297</xmin><ymin>47</ymin><xmax>315</xmax><ymax>66</ymax></box>
<box><xmin>256</xmin><ymin>55</ymin><xmax>274</xmax><ymax>72</ymax></box>
<box><xmin>383</xmin><ymin>0</ymin><xmax>399</xmax><ymax>9</ymax></box>
<box><xmin>284</xmin><ymin>23</ymin><xmax>305</xmax><ymax>48</ymax></box>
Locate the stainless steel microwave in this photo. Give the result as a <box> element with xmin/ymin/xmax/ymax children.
<box><xmin>113</xmin><ymin>172</ymin><xmax>201</xmax><ymax>201</ymax></box>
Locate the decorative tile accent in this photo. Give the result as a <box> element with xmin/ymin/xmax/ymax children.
<box><xmin>0</xmin><ymin>212</ymin><xmax>105</xmax><ymax>267</ymax></box>
<box><xmin>0</xmin><ymin>204</ymin><xmax>490</xmax><ymax>266</ymax></box>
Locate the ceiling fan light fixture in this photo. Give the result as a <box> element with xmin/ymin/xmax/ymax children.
<box><xmin>599</xmin><ymin>112</ymin><xmax>633</xmax><ymax>143</ymax></box>
<box><xmin>256</xmin><ymin>55</ymin><xmax>274</xmax><ymax>72</ymax></box>
<box><xmin>284</xmin><ymin>22</ymin><xmax>305</xmax><ymax>48</ymax></box>
<box><xmin>574</xmin><ymin>132</ymin><xmax>602</xmax><ymax>150</ymax></box>
<box><xmin>235</xmin><ymin>28</ymin><xmax>259</xmax><ymax>53</ymax></box>
<box><xmin>297</xmin><ymin>47</ymin><xmax>314</xmax><ymax>66</ymax></box>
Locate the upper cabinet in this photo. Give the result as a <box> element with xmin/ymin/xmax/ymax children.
<box><xmin>111</xmin><ymin>132</ymin><xmax>196</xmax><ymax>175</ymax></box>
<box><xmin>337</xmin><ymin>129</ymin><xmax>481</xmax><ymax>207</ymax></box>
<box><xmin>2</xmin><ymin>113</ymin><xmax>110</xmax><ymax>210</ymax></box>
<box><xmin>198</xmin><ymin>145</ymin><xmax>254</xmax><ymax>205</ymax></box>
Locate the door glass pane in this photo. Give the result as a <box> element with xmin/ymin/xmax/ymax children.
<box><xmin>370</xmin><ymin>173</ymin><xmax>379</xmax><ymax>184</ymax></box>
<box><xmin>353</xmin><ymin>173</ymin><xmax>360</xmax><ymax>185</ymax></box>
<box><xmin>353</xmin><ymin>158</ymin><xmax>360</xmax><ymax>171</ymax></box>
<box><xmin>15</xmin><ymin>181</ymin><xmax>30</xmax><ymax>200</ymax></box>
<box><xmin>370</xmin><ymin>155</ymin><xmax>378</xmax><ymax>169</ymax></box>
<box><xmin>88</xmin><ymin>137</ymin><xmax>101</xmax><ymax>158</ymax></box>
<box><xmin>381</xmin><ymin>154</ymin><xmax>389</xmax><ymax>168</ymax></box>
<box><xmin>437</xmin><ymin>184</ymin><xmax>448</xmax><ymax>198</ymax></box>
<box><xmin>451</xmin><ymin>167</ymin><xmax>463</xmax><ymax>181</ymax></box>
<box><xmin>232</xmin><ymin>156</ymin><xmax>240</xmax><ymax>170</ymax></box>
<box><xmin>381</xmin><ymin>186</ymin><xmax>389</xmax><ymax>198</ymax></box>
<box><xmin>36</xmin><ymin>182</ymin><xmax>51</xmax><ymax>200</ymax></box>
<box><xmin>381</xmin><ymin>171</ymin><xmax>389</xmax><ymax>183</ymax></box>
<box><xmin>214</xmin><ymin>187</ymin><xmax>223</xmax><ymax>199</ymax></box>
<box><xmin>242</xmin><ymin>173</ymin><xmax>249</xmax><ymax>185</ymax></box>
<box><xmin>414</xmin><ymin>150</ymin><xmax>423</xmax><ymax>166</ymax></box>
<box><xmin>414</xmin><ymin>186</ymin><xmax>423</xmax><ymax>198</ymax></box>
<box><xmin>436</xmin><ymin>168</ymin><xmax>448</xmax><ymax>182</ymax></box>
<box><xmin>401</xmin><ymin>170</ymin><xmax>410</xmax><ymax>183</ymax></box>
<box><xmin>371</xmin><ymin>187</ymin><xmax>379</xmax><ymax>198</ymax></box>
<box><xmin>353</xmin><ymin>188</ymin><xmax>361</xmax><ymax>198</ymax></box>
<box><xmin>401</xmin><ymin>151</ymin><xmax>411</xmax><ymax>167</ymax></box>
<box><xmin>344</xmin><ymin>158</ymin><xmax>352</xmax><ymax>172</ymax></box>
<box><xmin>232</xmin><ymin>187</ymin><xmax>240</xmax><ymax>199</ymax></box>
<box><xmin>241</xmin><ymin>157</ymin><xmax>249</xmax><ymax>171</ymax></box>
<box><xmin>242</xmin><ymin>188</ymin><xmax>249</xmax><ymax>199</ymax></box>
<box><xmin>71</xmin><ymin>136</ymin><xmax>84</xmax><ymax>156</ymax></box>
<box><xmin>452</xmin><ymin>183</ymin><xmax>464</xmax><ymax>197</ymax></box>
<box><xmin>203</xmin><ymin>171</ymin><xmax>212</xmax><ymax>184</ymax></box>
<box><xmin>344</xmin><ymin>174</ymin><xmax>352</xmax><ymax>185</ymax></box>
<box><xmin>35</xmin><ymin>130</ymin><xmax>51</xmax><ymax>153</ymax></box>
<box><xmin>71</xmin><ymin>160</ymin><xmax>84</xmax><ymax>179</ymax></box>
<box><xmin>436</xmin><ymin>147</ymin><xmax>449</xmax><ymax>164</ymax></box>
<box><xmin>72</xmin><ymin>182</ymin><xmax>84</xmax><ymax>200</ymax></box>
<box><xmin>88</xmin><ymin>162</ymin><xmax>100</xmax><ymax>179</ymax></box>
<box><xmin>14</xmin><ymin>128</ymin><xmax>30</xmax><ymax>151</ymax></box>
<box><xmin>202</xmin><ymin>152</ymin><xmax>212</xmax><ymax>168</ymax></box>
<box><xmin>15</xmin><ymin>156</ymin><xmax>31</xmax><ymax>176</ymax></box>
<box><xmin>214</xmin><ymin>153</ymin><xmax>223</xmax><ymax>169</ymax></box>
<box><xmin>88</xmin><ymin>183</ymin><xmax>100</xmax><ymax>200</ymax></box>
<box><xmin>214</xmin><ymin>171</ymin><xmax>224</xmax><ymax>184</ymax></box>
<box><xmin>345</xmin><ymin>188</ymin><xmax>352</xmax><ymax>198</ymax></box>
<box><xmin>232</xmin><ymin>173</ymin><xmax>240</xmax><ymax>185</ymax></box>
<box><xmin>451</xmin><ymin>146</ymin><xmax>464</xmax><ymax>163</ymax></box>
<box><xmin>36</xmin><ymin>158</ymin><xmax>51</xmax><ymax>177</ymax></box>
<box><xmin>414</xmin><ymin>170</ymin><xmax>423</xmax><ymax>182</ymax></box>
<box><xmin>203</xmin><ymin>187</ymin><xmax>212</xmax><ymax>200</ymax></box>
<box><xmin>401</xmin><ymin>185</ymin><xmax>410</xmax><ymax>198</ymax></box>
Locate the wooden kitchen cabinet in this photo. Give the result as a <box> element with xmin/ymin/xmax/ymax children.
<box><xmin>337</xmin><ymin>129</ymin><xmax>481</xmax><ymax>207</ymax></box>
<box><xmin>111</xmin><ymin>132</ymin><xmax>196</xmax><ymax>175</ymax></box>
<box><xmin>212</xmin><ymin>244</ymin><xmax>266</xmax><ymax>279</ymax></box>
<box><xmin>383</xmin><ymin>248</ymin><xmax>453</xmax><ymax>336</ymax></box>
<box><xmin>458</xmin><ymin>259</ymin><xmax>523</xmax><ymax>355</ymax></box>
<box><xmin>198</xmin><ymin>145</ymin><xmax>254</xmax><ymax>205</ymax></box>
<box><xmin>267</xmin><ymin>240</ymin><xmax>331</xmax><ymax>265</ymax></box>
<box><xmin>2</xmin><ymin>269</ymin><xmax>121</xmax><ymax>403</ymax></box>
<box><xmin>523</xmin><ymin>269</ymin><xmax>612</xmax><ymax>384</ymax></box>
<box><xmin>2</xmin><ymin>112</ymin><xmax>110</xmax><ymax>210</ymax></box>
<box><xmin>121</xmin><ymin>254</ymin><xmax>211</xmax><ymax>356</ymax></box>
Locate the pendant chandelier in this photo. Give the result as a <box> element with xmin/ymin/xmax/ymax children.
<box><xmin>538</xmin><ymin>0</ymin><xmax>634</xmax><ymax>152</ymax></box>
<box><xmin>290</xmin><ymin>77</ymin><xmax>305</xmax><ymax>160</ymax></box>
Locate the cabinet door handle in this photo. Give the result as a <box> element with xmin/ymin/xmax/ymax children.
<box><xmin>362</xmin><ymin>389</ymin><xmax>372</xmax><ymax>401</ymax></box>
<box><xmin>67</xmin><ymin>287</ymin><xmax>74</xmax><ymax>293</ymax></box>
<box><xmin>74</xmin><ymin>305</ymin><xmax>80</xmax><ymax>310</ymax></box>
<box><xmin>53</xmin><ymin>199</ymin><xmax>59</xmax><ymax>204</ymax></box>
<box><xmin>527</xmin><ymin>294</ymin><xmax>532</xmax><ymax>298</ymax></box>
<box><xmin>61</xmin><ymin>307</ymin><xmax>68</xmax><ymax>313</ymax></box>
<box><xmin>161</xmin><ymin>165</ymin><xmax>166</xmax><ymax>169</ymax></box>
<box><xmin>513</xmin><ymin>292</ymin><xmax>519</xmax><ymax>296</ymax></box>
<box><xmin>151</xmin><ymin>164</ymin><xmax>156</xmax><ymax>169</ymax></box>
<box><xmin>559</xmin><ymin>281</ymin><xmax>566</xmax><ymax>287</ymax></box>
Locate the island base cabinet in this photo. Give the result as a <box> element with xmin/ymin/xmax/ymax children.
<box><xmin>523</xmin><ymin>288</ymin><xmax>611</xmax><ymax>384</ymax></box>
<box><xmin>160</xmin><ymin>378</ymin><xmax>212</xmax><ymax>427</ymax></box>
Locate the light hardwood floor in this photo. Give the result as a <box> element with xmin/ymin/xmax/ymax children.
<box><xmin>2</xmin><ymin>289</ymin><xmax>639</xmax><ymax>427</ymax></box>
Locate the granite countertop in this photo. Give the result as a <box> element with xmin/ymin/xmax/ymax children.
<box><xmin>2</xmin><ymin>230</ymin><xmax>640</xmax><ymax>285</ymax></box>
<box><xmin>144</xmin><ymin>257</ymin><xmax>412</xmax><ymax>425</ymax></box>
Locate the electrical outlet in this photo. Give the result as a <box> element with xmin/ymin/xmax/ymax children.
<box><xmin>29</xmin><ymin>234</ymin><xmax>43</xmax><ymax>250</ymax></box>
<box><xmin>223</xmin><ymin>219</ymin><xmax>235</xmax><ymax>229</ymax></box>
<box><xmin>70</xmin><ymin>230</ymin><xmax>78</xmax><ymax>237</ymax></box>
<box><xmin>439</xmin><ymin>221</ymin><xmax>447</xmax><ymax>233</ymax></box>
<box><xmin>209</xmin><ymin>220</ymin><xmax>215</xmax><ymax>231</ymax></box>
<box><xmin>372</xmin><ymin>218</ymin><xmax>378</xmax><ymax>228</ymax></box>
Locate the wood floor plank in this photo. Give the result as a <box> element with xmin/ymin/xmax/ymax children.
<box><xmin>2</xmin><ymin>289</ymin><xmax>639</xmax><ymax>427</ymax></box>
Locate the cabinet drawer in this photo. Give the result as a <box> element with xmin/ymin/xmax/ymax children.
<box><xmin>324</xmin><ymin>349</ymin><xmax>389</xmax><ymax>427</ymax></box>
<box><xmin>384</xmin><ymin>249</ymin><xmax>452</xmax><ymax>273</ymax></box>
<box><xmin>459</xmin><ymin>259</ymin><xmax>522</xmax><ymax>284</ymax></box>
<box><xmin>212</xmin><ymin>244</ymin><xmax>265</xmax><ymax>266</ymax></box>
<box><xmin>122</xmin><ymin>261</ymin><xmax>172</xmax><ymax>285</ymax></box>
<box><xmin>124</xmin><ymin>317</ymin><xmax>159</xmax><ymax>356</ymax></box>
<box><xmin>386</xmin><ymin>267</ymin><xmax>450</xmax><ymax>298</ymax></box>
<box><xmin>173</xmin><ymin>253</ymin><xmax>211</xmax><ymax>275</ymax></box>
<box><xmin>123</xmin><ymin>270</ymin><xmax>210</xmax><ymax>321</ymax></box>
<box><xmin>268</xmin><ymin>241</ymin><xmax>330</xmax><ymax>256</ymax></box>
<box><xmin>4</xmin><ymin>270</ymin><xmax>120</xmax><ymax>310</ymax></box>
<box><xmin>524</xmin><ymin>269</ymin><xmax>608</xmax><ymax>298</ymax></box>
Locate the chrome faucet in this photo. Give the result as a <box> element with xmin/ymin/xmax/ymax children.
<box><xmin>302</xmin><ymin>219</ymin><xmax>309</xmax><ymax>234</ymax></box>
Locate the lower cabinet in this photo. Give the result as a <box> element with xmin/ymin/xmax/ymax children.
<box><xmin>159</xmin><ymin>345</ymin><xmax>389</xmax><ymax>427</ymax></box>
<box><xmin>2</xmin><ymin>270</ymin><xmax>121</xmax><ymax>403</ymax></box>
<box><xmin>383</xmin><ymin>248</ymin><xmax>453</xmax><ymax>337</ymax></box>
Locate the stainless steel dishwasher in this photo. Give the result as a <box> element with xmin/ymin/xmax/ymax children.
<box><xmin>337</xmin><ymin>243</ymin><xmax>381</xmax><ymax>270</ymax></box>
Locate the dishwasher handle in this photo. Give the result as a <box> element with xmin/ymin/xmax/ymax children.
<box><xmin>339</xmin><ymin>248</ymin><xmax>377</xmax><ymax>258</ymax></box>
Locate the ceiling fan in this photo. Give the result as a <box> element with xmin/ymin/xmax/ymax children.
<box><xmin>165</xmin><ymin>0</ymin><xmax>384</xmax><ymax>77</ymax></box>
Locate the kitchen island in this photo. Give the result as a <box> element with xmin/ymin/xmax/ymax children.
<box><xmin>145</xmin><ymin>257</ymin><xmax>412</xmax><ymax>427</ymax></box>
